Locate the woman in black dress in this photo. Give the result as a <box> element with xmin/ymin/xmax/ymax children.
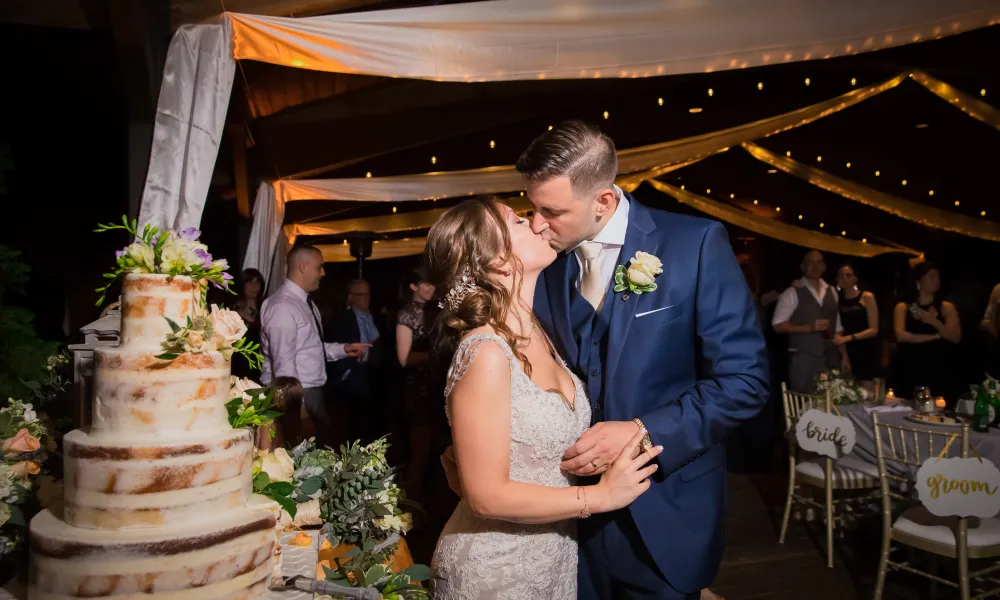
<box><xmin>232</xmin><ymin>268</ymin><xmax>265</xmax><ymax>380</ymax></box>
<box><xmin>834</xmin><ymin>264</ymin><xmax>880</xmax><ymax>384</ymax></box>
<box><xmin>395</xmin><ymin>269</ymin><xmax>437</xmax><ymax>503</ymax></box>
<box><xmin>893</xmin><ymin>262</ymin><xmax>962</xmax><ymax>400</ymax></box>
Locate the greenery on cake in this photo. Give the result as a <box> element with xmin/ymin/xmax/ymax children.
<box><xmin>155</xmin><ymin>305</ymin><xmax>263</xmax><ymax>369</ymax></box>
<box><xmin>94</xmin><ymin>216</ymin><xmax>234</xmax><ymax>305</ymax></box>
<box><xmin>290</xmin><ymin>437</ymin><xmax>415</xmax><ymax>549</ymax></box>
<box><xmin>227</xmin><ymin>376</ymin><xmax>280</xmax><ymax>434</ymax></box>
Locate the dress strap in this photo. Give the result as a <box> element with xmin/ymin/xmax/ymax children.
<box><xmin>444</xmin><ymin>333</ymin><xmax>517</xmax><ymax>398</ymax></box>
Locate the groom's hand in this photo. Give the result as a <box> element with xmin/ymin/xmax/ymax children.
<box><xmin>561</xmin><ymin>421</ymin><xmax>641</xmax><ymax>476</ymax></box>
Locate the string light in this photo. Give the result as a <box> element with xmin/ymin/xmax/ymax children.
<box><xmin>548</xmin><ymin>125</ymin><xmax>553</xmax><ymax>130</ymax></box>
<box><xmin>786</xmin><ymin>151</ymin><xmax>792</xmax><ymax>157</ymax></box>
<box><xmin>489</xmin><ymin>140</ymin><xmax>496</xmax><ymax>149</ymax></box>
<box><xmin>753</xmin><ymin>200</ymin><xmax>758</xmax><ymax>205</ymax></box>
<box><xmin>365</xmin><ymin>172</ymin><xmax>372</xmax><ymax>178</ymax></box>
<box><xmin>658</xmin><ymin>97</ymin><xmax>664</xmax><ymax>106</ymax></box>
<box><xmin>804</xmin><ymin>77</ymin><xmax>811</xmax><ymax>86</ymax></box>
<box><xmin>851</xmin><ymin>77</ymin><xmax>857</xmax><ymax>86</ymax></box>
<box><xmin>820</xmin><ymin>222</ymin><xmax>825</xmax><ymax>228</ymax></box>
<box><xmin>689</xmin><ymin>108</ymin><xmax>703</xmax><ymax>113</ymax></box>
<box><xmin>955</xmin><ymin>201</ymin><xmax>961</xmax><ymax>206</ymax></box>
<box><xmin>775</xmin><ymin>206</ymin><xmax>781</xmax><ymax>212</ymax></box>
<box><xmin>706</xmin><ymin>188</ymin><xmax>711</xmax><ymax>194</ymax></box>
<box><xmin>928</xmin><ymin>190</ymin><xmax>934</xmax><ymax>196</ymax></box>
<box><xmin>901</xmin><ymin>180</ymin><xmax>907</xmax><ymax>186</ymax></box>
<box><xmin>519</xmin><ymin>191</ymin><xmax>525</xmax><ymax>196</ymax></box>
<box><xmin>841</xmin><ymin>230</ymin><xmax>846</xmax><ymax>236</ymax></box>
<box><xmin>862</xmin><ymin>238</ymin><xmax>867</xmax><ymax>243</ymax></box>
<box><xmin>767</xmin><ymin>169</ymin><xmax>777</xmax><ymax>174</ymax></box>
<box><xmin>798</xmin><ymin>214</ymin><xmax>803</xmax><ymax>220</ymax></box>
<box><xmin>392</xmin><ymin>206</ymin><xmax>397</xmax><ymax>213</ymax></box>
<box><xmin>708</xmin><ymin>88</ymin><xmax>714</xmax><ymax>97</ymax></box>
<box><xmin>730</xmin><ymin>193</ymin><xmax>735</xmax><ymax>199</ymax></box>
<box><xmin>982</xmin><ymin>211</ymin><xmax>987</xmax><ymax>217</ymax></box>
<box><xmin>846</xmin><ymin>162</ymin><xmax>851</xmax><ymax>168</ymax></box>
<box><xmin>916</xmin><ymin>123</ymin><xmax>929</xmax><ymax>129</ymax></box>
<box><xmin>342</xmin><ymin>240</ymin><xmax>347</xmax><ymax>245</ymax></box>
<box><xmin>431</xmin><ymin>156</ymin><xmax>437</xmax><ymax>165</ymax></box>
<box><xmin>680</xmin><ymin>185</ymin><xmax>685</xmax><ymax>190</ymax></box>
<box><xmin>982</xmin><ymin>89</ymin><xmax>987</xmax><ymax>97</ymax></box>
<box><xmin>875</xmin><ymin>170</ymin><xmax>880</xmax><ymax>176</ymax></box>
<box><xmin>603</xmin><ymin>110</ymin><xmax>609</xmax><ymax>119</ymax></box>
<box><xmin>757</xmin><ymin>82</ymin><xmax>764</xmax><ymax>91</ymax></box>
<box><xmin>816</xmin><ymin>156</ymin><xmax>822</xmax><ymax>162</ymax></box>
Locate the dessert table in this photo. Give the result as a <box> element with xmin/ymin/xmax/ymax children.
<box><xmin>841</xmin><ymin>403</ymin><xmax>1000</xmax><ymax>473</ymax></box>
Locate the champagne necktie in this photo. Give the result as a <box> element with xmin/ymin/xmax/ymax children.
<box><xmin>576</xmin><ymin>241</ymin><xmax>605</xmax><ymax>311</ymax></box>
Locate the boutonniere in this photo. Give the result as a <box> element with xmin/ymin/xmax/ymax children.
<box><xmin>614</xmin><ymin>251</ymin><xmax>662</xmax><ymax>300</ymax></box>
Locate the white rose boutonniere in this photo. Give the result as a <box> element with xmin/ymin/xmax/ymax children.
<box><xmin>614</xmin><ymin>251</ymin><xmax>662</xmax><ymax>299</ymax></box>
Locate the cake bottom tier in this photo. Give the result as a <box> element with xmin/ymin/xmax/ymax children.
<box><xmin>29</xmin><ymin>506</ymin><xmax>276</xmax><ymax>599</ymax></box>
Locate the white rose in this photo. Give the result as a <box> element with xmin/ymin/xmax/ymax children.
<box><xmin>209</xmin><ymin>305</ymin><xmax>247</xmax><ymax>345</ymax></box>
<box><xmin>627</xmin><ymin>264</ymin><xmax>656</xmax><ymax>286</ymax></box>
<box><xmin>631</xmin><ymin>251</ymin><xmax>663</xmax><ymax>275</ymax></box>
<box><xmin>0</xmin><ymin>464</ymin><xmax>13</xmax><ymax>500</ymax></box>
<box><xmin>159</xmin><ymin>234</ymin><xmax>206</xmax><ymax>273</ymax></box>
<box><xmin>22</xmin><ymin>404</ymin><xmax>36</xmax><ymax>424</ymax></box>
<box><xmin>126</xmin><ymin>242</ymin><xmax>155</xmax><ymax>272</ymax></box>
<box><xmin>257</xmin><ymin>448</ymin><xmax>295</xmax><ymax>483</ymax></box>
<box><xmin>230</xmin><ymin>376</ymin><xmax>260</xmax><ymax>404</ymax></box>
<box><xmin>185</xmin><ymin>330</ymin><xmax>210</xmax><ymax>353</ymax></box>
<box><xmin>290</xmin><ymin>499</ymin><xmax>322</xmax><ymax>527</ymax></box>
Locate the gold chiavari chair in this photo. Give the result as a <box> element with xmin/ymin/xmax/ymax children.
<box><xmin>872</xmin><ymin>413</ymin><xmax>1000</xmax><ymax>600</ymax></box>
<box><xmin>779</xmin><ymin>382</ymin><xmax>880</xmax><ymax>567</ymax></box>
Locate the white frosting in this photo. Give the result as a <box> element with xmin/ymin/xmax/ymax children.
<box><xmin>119</xmin><ymin>274</ymin><xmax>201</xmax><ymax>351</ymax></box>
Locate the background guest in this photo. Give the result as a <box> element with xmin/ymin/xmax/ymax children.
<box><xmin>982</xmin><ymin>282</ymin><xmax>1000</xmax><ymax>377</ymax></box>
<box><xmin>232</xmin><ymin>268</ymin><xmax>265</xmax><ymax>380</ymax></box>
<box><xmin>269</xmin><ymin>376</ymin><xmax>304</xmax><ymax>448</ymax></box>
<box><xmin>833</xmin><ymin>264</ymin><xmax>880</xmax><ymax>386</ymax></box>
<box><xmin>328</xmin><ymin>279</ymin><xmax>385</xmax><ymax>444</ymax></box>
<box><xmin>395</xmin><ymin>268</ymin><xmax>436</xmax><ymax>504</ymax></box>
<box><xmin>893</xmin><ymin>261</ymin><xmax>962</xmax><ymax>401</ymax></box>
<box><xmin>772</xmin><ymin>250</ymin><xmax>849</xmax><ymax>392</ymax></box>
<box><xmin>259</xmin><ymin>244</ymin><xmax>370</xmax><ymax>448</ymax></box>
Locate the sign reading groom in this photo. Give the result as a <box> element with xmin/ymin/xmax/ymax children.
<box><xmin>523</xmin><ymin>121</ymin><xmax>769</xmax><ymax>599</ymax></box>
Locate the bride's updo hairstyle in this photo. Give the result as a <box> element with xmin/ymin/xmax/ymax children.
<box><xmin>425</xmin><ymin>195</ymin><xmax>540</xmax><ymax>375</ymax></box>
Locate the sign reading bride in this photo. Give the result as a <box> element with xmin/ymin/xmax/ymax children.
<box><xmin>795</xmin><ymin>409</ymin><xmax>857</xmax><ymax>459</ymax></box>
<box><xmin>916</xmin><ymin>456</ymin><xmax>1000</xmax><ymax>518</ymax></box>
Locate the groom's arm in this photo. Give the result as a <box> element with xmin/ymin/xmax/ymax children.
<box><xmin>640</xmin><ymin>223</ymin><xmax>769</xmax><ymax>475</ymax></box>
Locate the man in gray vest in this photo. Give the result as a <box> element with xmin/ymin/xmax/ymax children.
<box><xmin>772</xmin><ymin>250</ymin><xmax>850</xmax><ymax>392</ymax></box>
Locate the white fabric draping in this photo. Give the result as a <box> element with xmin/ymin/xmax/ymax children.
<box><xmin>742</xmin><ymin>142</ymin><xmax>1000</xmax><ymax>242</ymax></box>
<box><xmin>137</xmin><ymin>0</ymin><xmax>997</xmax><ymax>234</ymax></box>
<box><xmin>227</xmin><ymin>1</ymin><xmax>997</xmax><ymax>81</ymax></box>
<box><xmin>911</xmin><ymin>70</ymin><xmax>1000</xmax><ymax>133</ymax></box>
<box><xmin>243</xmin><ymin>183</ymin><xmax>287</xmax><ymax>293</ymax></box>
<box><xmin>138</xmin><ymin>19</ymin><xmax>236</xmax><ymax>232</ymax></box>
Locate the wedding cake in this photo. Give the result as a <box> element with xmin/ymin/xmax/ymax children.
<box><xmin>28</xmin><ymin>273</ymin><xmax>276</xmax><ymax>598</ymax></box>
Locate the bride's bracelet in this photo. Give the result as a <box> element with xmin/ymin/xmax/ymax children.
<box><xmin>577</xmin><ymin>486</ymin><xmax>591</xmax><ymax>519</ymax></box>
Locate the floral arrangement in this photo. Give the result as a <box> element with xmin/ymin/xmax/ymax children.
<box><xmin>156</xmin><ymin>305</ymin><xmax>263</xmax><ymax>370</ymax></box>
<box><xmin>252</xmin><ymin>447</ymin><xmax>298</xmax><ymax>519</ymax></box>
<box><xmin>290</xmin><ymin>437</ymin><xmax>415</xmax><ymax>550</ymax></box>
<box><xmin>324</xmin><ymin>540</ymin><xmax>431</xmax><ymax>599</ymax></box>
<box><xmin>227</xmin><ymin>376</ymin><xmax>280</xmax><ymax>434</ymax></box>
<box><xmin>814</xmin><ymin>369</ymin><xmax>869</xmax><ymax>405</ymax></box>
<box><xmin>614</xmin><ymin>251</ymin><xmax>662</xmax><ymax>297</ymax></box>
<box><xmin>0</xmin><ymin>398</ymin><xmax>56</xmax><ymax>565</ymax></box>
<box><xmin>94</xmin><ymin>216</ymin><xmax>233</xmax><ymax>305</ymax></box>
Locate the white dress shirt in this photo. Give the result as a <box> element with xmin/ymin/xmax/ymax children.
<box><xmin>260</xmin><ymin>279</ymin><xmax>348</xmax><ymax>388</ymax></box>
<box><xmin>572</xmin><ymin>186</ymin><xmax>630</xmax><ymax>294</ymax></box>
<box><xmin>771</xmin><ymin>278</ymin><xmax>844</xmax><ymax>332</ymax></box>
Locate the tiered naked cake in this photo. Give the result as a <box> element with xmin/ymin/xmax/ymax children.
<box><xmin>29</xmin><ymin>274</ymin><xmax>276</xmax><ymax>599</ymax></box>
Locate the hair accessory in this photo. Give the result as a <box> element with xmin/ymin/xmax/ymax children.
<box><xmin>439</xmin><ymin>271</ymin><xmax>477</xmax><ymax>311</ymax></box>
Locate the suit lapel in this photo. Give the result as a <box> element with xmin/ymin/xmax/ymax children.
<box><xmin>544</xmin><ymin>251</ymin><xmax>579</xmax><ymax>367</ymax></box>
<box><xmin>606</xmin><ymin>197</ymin><xmax>658</xmax><ymax>389</ymax></box>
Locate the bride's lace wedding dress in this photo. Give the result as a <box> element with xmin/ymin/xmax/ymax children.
<box><xmin>431</xmin><ymin>333</ymin><xmax>592</xmax><ymax>599</ymax></box>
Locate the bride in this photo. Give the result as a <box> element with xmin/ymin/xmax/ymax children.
<box><xmin>424</xmin><ymin>196</ymin><xmax>662</xmax><ymax>598</ymax></box>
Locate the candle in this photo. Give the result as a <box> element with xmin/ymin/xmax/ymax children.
<box><xmin>935</xmin><ymin>397</ymin><xmax>947</xmax><ymax>409</ymax></box>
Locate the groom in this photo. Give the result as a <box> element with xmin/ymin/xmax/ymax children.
<box><xmin>521</xmin><ymin>121</ymin><xmax>769</xmax><ymax>599</ymax></box>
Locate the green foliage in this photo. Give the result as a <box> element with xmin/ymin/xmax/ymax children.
<box><xmin>0</xmin><ymin>246</ymin><xmax>59</xmax><ymax>401</ymax></box>
<box><xmin>322</xmin><ymin>538</ymin><xmax>431</xmax><ymax>599</ymax></box>
<box><xmin>251</xmin><ymin>470</ymin><xmax>296</xmax><ymax>519</ymax></box>
<box><xmin>226</xmin><ymin>388</ymin><xmax>281</xmax><ymax>433</ymax></box>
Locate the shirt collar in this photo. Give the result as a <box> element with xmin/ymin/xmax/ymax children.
<box><xmin>798</xmin><ymin>277</ymin><xmax>830</xmax><ymax>297</ymax></box>
<box><xmin>283</xmin><ymin>279</ymin><xmax>309</xmax><ymax>302</ymax></box>
<box><xmin>573</xmin><ymin>185</ymin><xmax>630</xmax><ymax>251</ymax></box>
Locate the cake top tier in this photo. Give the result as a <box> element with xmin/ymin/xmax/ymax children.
<box><xmin>120</xmin><ymin>274</ymin><xmax>201</xmax><ymax>350</ymax></box>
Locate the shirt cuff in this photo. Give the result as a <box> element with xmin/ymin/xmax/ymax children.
<box><xmin>324</xmin><ymin>342</ymin><xmax>347</xmax><ymax>362</ymax></box>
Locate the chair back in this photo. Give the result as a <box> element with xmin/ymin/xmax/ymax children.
<box><xmin>781</xmin><ymin>381</ymin><xmax>825</xmax><ymax>433</ymax></box>
<box><xmin>871</xmin><ymin>412</ymin><xmax>970</xmax><ymax>536</ymax></box>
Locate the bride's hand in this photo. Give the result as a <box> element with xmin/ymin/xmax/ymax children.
<box><xmin>591</xmin><ymin>427</ymin><xmax>662</xmax><ymax>513</ymax></box>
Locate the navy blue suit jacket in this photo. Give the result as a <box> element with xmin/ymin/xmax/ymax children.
<box><xmin>534</xmin><ymin>196</ymin><xmax>769</xmax><ymax>592</ymax></box>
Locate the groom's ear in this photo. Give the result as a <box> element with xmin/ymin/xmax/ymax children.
<box><xmin>594</xmin><ymin>187</ymin><xmax>616</xmax><ymax>216</ymax></box>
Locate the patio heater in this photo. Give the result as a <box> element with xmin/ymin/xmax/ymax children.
<box><xmin>343</xmin><ymin>231</ymin><xmax>377</xmax><ymax>279</ymax></box>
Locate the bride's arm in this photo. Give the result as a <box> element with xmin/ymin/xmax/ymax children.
<box><xmin>450</xmin><ymin>342</ymin><xmax>658</xmax><ymax>524</ymax></box>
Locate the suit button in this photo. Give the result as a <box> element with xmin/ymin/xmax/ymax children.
<box><xmin>590</xmin><ymin>367</ymin><xmax>600</xmax><ymax>376</ymax></box>
<box><xmin>593</xmin><ymin>338</ymin><xmax>600</xmax><ymax>346</ymax></box>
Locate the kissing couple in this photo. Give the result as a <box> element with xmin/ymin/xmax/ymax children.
<box><xmin>424</xmin><ymin>121</ymin><xmax>769</xmax><ymax>599</ymax></box>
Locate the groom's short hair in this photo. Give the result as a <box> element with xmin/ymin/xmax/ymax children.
<box><xmin>516</xmin><ymin>120</ymin><xmax>617</xmax><ymax>196</ymax></box>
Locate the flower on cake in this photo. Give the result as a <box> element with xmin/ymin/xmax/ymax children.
<box><xmin>157</xmin><ymin>307</ymin><xmax>263</xmax><ymax>369</ymax></box>
<box><xmin>210</xmin><ymin>305</ymin><xmax>248</xmax><ymax>346</ymax></box>
<box><xmin>230</xmin><ymin>376</ymin><xmax>259</xmax><ymax>405</ymax></box>
<box><xmin>95</xmin><ymin>216</ymin><xmax>234</xmax><ymax>305</ymax></box>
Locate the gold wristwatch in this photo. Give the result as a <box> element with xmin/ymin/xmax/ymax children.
<box><xmin>632</xmin><ymin>418</ymin><xmax>654</xmax><ymax>453</ymax></box>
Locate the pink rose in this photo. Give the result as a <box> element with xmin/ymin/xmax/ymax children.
<box><xmin>3</xmin><ymin>429</ymin><xmax>40</xmax><ymax>457</ymax></box>
<box><xmin>11</xmin><ymin>460</ymin><xmax>40</xmax><ymax>477</ymax></box>
<box><xmin>209</xmin><ymin>305</ymin><xmax>247</xmax><ymax>344</ymax></box>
